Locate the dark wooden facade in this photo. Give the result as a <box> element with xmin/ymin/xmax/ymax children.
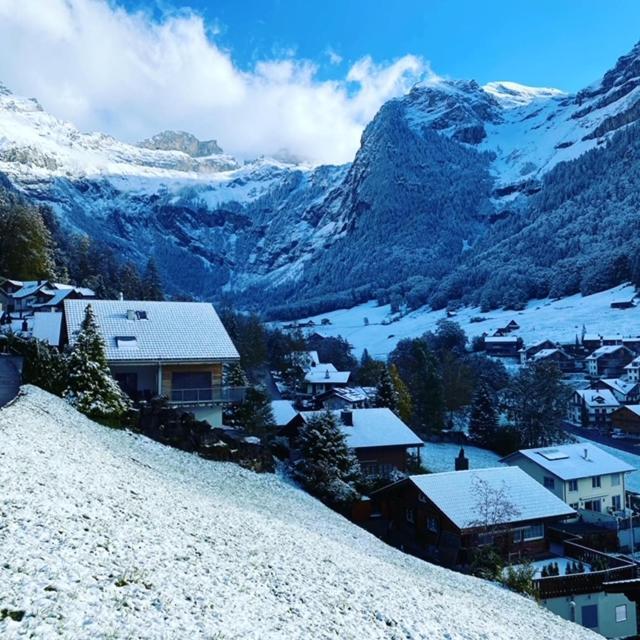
<box><xmin>611</xmin><ymin>406</ymin><xmax>640</xmax><ymax>435</ymax></box>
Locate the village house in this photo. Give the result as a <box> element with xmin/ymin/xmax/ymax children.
<box><xmin>287</xmin><ymin>408</ymin><xmax>423</xmax><ymax>479</ymax></box>
<box><xmin>501</xmin><ymin>443</ymin><xmax>634</xmax><ymax>514</ymax></box>
<box><xmin>568</xmin><ymin>389</ymin><xmax>620</xmax><ymax>428</ymax></box>
<box><xmin>624</xmin><ymin>356</ymin><xmax>640</xmax><ymax>382</ymax></box>
<box><xmin>370</xmin><ymin>467</ymin><xmax>575</xmax><ymax>567</ymax></box>
<box><xmin>611</xmin><ymin>405</ymin><xmax>640</xmax><ymax>437</ymax></box>
<box><xmin>586</xmin><ymin>345</ymin><xmax>635</xmax><ymax>378</ymax></box>
<box><xmin>493</xmin><ymin>319</ymin><xmax>520</xmax><ymax>336</ymax></box>
<box><xmin>483</xmin><ymin>335</ymin><xmax>522</xmax><ymax>357</ymax></box>
<box><xmin>592</xmin><ymin>378</ymin><xmax>640</xmax><ymax>404</ymax></box>
<box><xmin>304</xmin><ymin>365</ymin><xmax>351</xmax><ymax>395</ymax></box>
<box><xmin>530</xmin><ymin>347</ymin><xmax>575</xmax><ymax>372</ymax></box>
<box><xmin>270</xmin><ymin>399</ymin><xmax>298</xmax><ymax>431</ymax></box>
<box><xmin>622</xmin><ymin>337</ymin><xmax>640</xmax><ymax>355</ymax></box>
<box><xmin>316</xmin><ymin>386</ymin><xmax>375</xmax><ymax>410</ymax></box>
<box><xmin>0</xmin><ymin>278</ymin><xmax>94</xmax><ymax>317</ymax></box>
<box><xmin>519</xmin><ymin>339</ymin><xmax>558</xmax><ymax>364</ymax></box>
<box><xmin>64</xmin><ymin>300</ymin><xmax>242</xmax><ymax>427</ymax></box>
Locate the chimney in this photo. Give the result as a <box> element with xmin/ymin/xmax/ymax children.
<box><xmin>583</xmin><ymin>447</ymin><xmax>588</xmax><ymax>460</ymax></box>
<box><xmin>126</xmin><ymin>309</ymin><xmax>136</xmax><ymax>321</ymax></box>
<box><xmin>119</xmin><ymin>292</ymin><xmax>124</xmax><ymax>301</ymax></box>
<box><xmin>341</xmin><ymin>409</ymin><xmax>353</xmax><ymax>426</ymax></box>
<box><xmin>324</xmin><ymin>368</ymin><xmax>330</xmax><ymax>379</ymax></box>
<box><xmin>455</xmin><ymin>447</ymin><xmax>469</xmax><ymax>471</ymax></box>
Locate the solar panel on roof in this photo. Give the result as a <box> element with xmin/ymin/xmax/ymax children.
<box><xmin>538</xmin><ymin>449</ymin><xmax>570</xmax><ymax>461</ymax></box>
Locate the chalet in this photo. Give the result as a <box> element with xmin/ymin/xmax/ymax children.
<box><xmin>304</xmin><ymin>366</ymin><xmax>350</xmax><ymax>395</ymax></box>
<box><xmin>625</xmin><ymin>356</ymin><xmax>640</xmax><ymax>382</ymax></box>
<box><xmin>316</xmin><ymin>386</ymin><xmax>375</xmax><ymax>410</ymax></box>
<box><xmin>592</xmin><ymin>378</ymin><xmax>640</xmax><ymax>404</ymax></box>
<box><xmin>64</xmin><ymin>300</ymin><xmax>242</xmax><ymax>427</ymax></box>
<box><xmin>371</xmin><ymin>467</ymin><xmax>574</xmax><ymax>567</ymax></box>
<box><xmin>270</xmin><ymin>399</ymin><xmax>298</xmax><ymax>430</ymax></box>
<box><xmin>0</xmin><ymin>278</ymin><xmax>94</xmax><ymax>317</ymax></box>
<box><xmin>290</xmin><ymin>408</ymin><xmax>423</xmax><ymax>479</ymax></box>
<box><xmin>622</xmin><ymin>337</ymin><xmax>640</xmax><ymax>355</ymax></box>
<box><xmin>484</xmin><ymin>336</ymin><xmax>522</xmax><ymax>357</ymax></box>
<box><xmin>611</xmin><ymin>405</ymin><xmax>640</xmax><ymax>436</ymax></box>
<box><xmin>519</xmin><ymin>339</ymin><xmax>557</xmax><ymax>364</ymax></box>
<box><xmin>585</xmin><ymin>345</ymin><xmax>635</xmax><ymax>378</ymax></box>
<box><xmin>493</xmin><ymin>319</ymin><xmax>520</xmax><ymax>336</ymax></box>
<box><xmin>530</xmin><ymin>347</ymin><xmax>575</xmax><ymax>372</ymax></box>
<box><xmin>568</xmin><ymin>389</ymin><xmax>620</xmax><ymax>428</ymax></box>
<box><xmin>501</xmin><ymin>443</ymin><xmax>634</xmax><ymax>514</ymax></box>
<box><xmin>583</xmin><ymin>335</ymin><xmax>624</xmax><ymax>351</ymax></box>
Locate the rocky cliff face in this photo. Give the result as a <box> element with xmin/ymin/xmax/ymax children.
<box><xmin>2</xmin><ymin>41</ymin><xmax>640</xmax><ymax>312</ymax></box>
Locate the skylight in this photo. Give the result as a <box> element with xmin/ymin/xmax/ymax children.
<box><xmin>116</xmin><ymin>336</ymin><xmax>138</xmax><ymax>349</ymax></box>
<box><xmin>538</xmin><ymin>449</ymin><xmax>570</xmax><ymax>461</ymax></box>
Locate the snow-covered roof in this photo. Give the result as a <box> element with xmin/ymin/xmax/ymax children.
<box><xmin>32</xmin><ymin>288</ymin><xmax>73</xmax><ymax>308</ymax></box>
<box><xmin>64</xmin><ymin>300</ymin><xmax>239</xmax><ymax>363</ymax></box>
<box><xmin>586</xmin><ymin>345</ymin><xmax>629</xmax><ymax>359</ymax></box>
<box><xmin>617</xmin><ymin>405</ymin><xmax>640</xmax><ymax>418</ymax></box>
<box><xmin>599</xmin><ymin>378</ymin><xmax>638</xmax><ymax>396</ymax></box>
<box><xmin>625</xmin><ymin>357</ymin><xmax>640</xmax><ymax>369</ymax></box>
<box><xmin>406</xmin><ymin>467</ymin><xmax>574</xmax><ymax>530</ymax></box>
<box><xmin>318</xmin><ymin>386</ymin><xmax>373</xmax><ymax>403</ymax></box>
<box><xmin>531</xmin><ymin>348</ymin><xmax>563</xmax><ymax>360</ymax></box>
<box><xmin>574</xmin><ymin>388</ymin><xmax>620</xmax><ymax>408</ymax></box>
<box><xmin>304</xmin><ymin>368</ymin><xmax>350</xmax><ymax>384</ymax></box>
<box><xmin>270</xmin><ymin>400</ymin><xmax>297</xmax><ymax>427</ymax></box>
<box><xmin>502</xmin><ymin>443</ymin><xmax>635</xmax><ymax>481</ymax></box>
<box><xmin>301</xmin><ymin>408</ymin><xmax>423</xmax><ymax>450</ymax></box>
<box><xmin>31</xmin><ymin>312</ymin><xmax>63</xmax><ymax>346</ymax></box>
<box><xmin>485</xmin><ymin>336</ymin><xmax>519</xmax><ymax>343</ymax></box>
<box><xmin>12</xmin><ymin>281</ymin><xmax>47</xmax><ymax>299</ymax></box>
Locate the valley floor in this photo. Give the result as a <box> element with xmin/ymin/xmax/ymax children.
<box><xmin>0</xmin><ymin>386</ymin><xmax>598</xmax><ymax>639</ymax></box>
<box><xmin>287</xmin><ymin>284</ymin><xmax>640</xmax><ymax>359</ymax></box>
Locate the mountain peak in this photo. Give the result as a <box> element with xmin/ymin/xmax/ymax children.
<box><xmin>482</xmin><ymin>81</ymin><xmax>565</xmax><ymax>108</ymax></box>
<box><xmin>137</xmin><ymin>130</ymin><xmax>224</xmax><ymax>157</ymax></box>
<box><xmin>0</xmin><ymin>82</ymin><xmax>11</xmax><ymax>97</ymax></box>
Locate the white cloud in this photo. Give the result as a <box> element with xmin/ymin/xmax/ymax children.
<box><xmin>0</xmin><ymin>0</ymin><xmax>428</xmax><ymax>164</ymax></box>
<box><xmin>326</xmin><ymin>48</ymin><xmax>343</xmax><ymax>65</ymax></box>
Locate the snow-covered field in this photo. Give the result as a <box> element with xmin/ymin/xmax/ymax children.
<box><xmin>0</xmin><ymin>387</ymin><xmax>598</xmax><ymax>639</ymax></box>
<box><xmin>422</xmin><ymin>442</ymin><xmax>501</xmax><ymax>474</ymax></box>
<box><xmin>289</xmin><ymin>284</ymin><xmax>640</xmax><ymax>358</ymax></box>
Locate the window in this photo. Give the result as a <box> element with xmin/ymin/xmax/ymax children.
<box><xmin>611</xmin><ymin>473</ymin><xmax>621</xmax><ymax>486</ymax></box>
<box><xmin>581</xmin><ymin>604</ymin><xmax>598</xmax><ymax>629</ymax></box>
<box><xmin>592</xmin><ymin>476</ymin><xmax>602</xmax><ymax>488</ymax></box>
<box><xmin>512</xmin><ymin>529</ymin><xmax>523</xmax><ymax>543</ymax></box>
<box><xmin>616</xmin><ymin>604</ymin><xmax>627</xmax><ymax>623</ymax></box>
<box><xmin>568</xmin><ymin>479</ymin><xmax>578</xmax><ymax>492</ymax></box>
<box><xmin>477</xmin><ymin>532</ymin><xmax>493</xmax><ymax>546</ymax></box>
<box><xmin>426</xmin><ymin>517</ymin><xmax>438</xmax><ymax>533</ymax></box>
<box><xmin>543</xmin><ymin>476</ymin><xmax>555</xmax><ymax>489</ymax></box>
<box><xmin>523</xmin><ymin>524</ymin><xmax>544</xmax><ymax>541</ymax></box>
<box><xmin>406</xmin><ymin>508</ymin><xmax>415</xmax><ymax>524</ymax></box>
<box><xmin>584</xmin><ymin>499</ymin><xmax>602</xmax><ymax>512</ymax></box>
<box><xmin>570</xmin><ymin>503</ymin><xmax>579</xmax><ymax>510</ymax></box>
<box><xmin>418</xmin><ymin>494</ymin><xmax>427</xmax><ymax>504</ymax></box>
<box><xmin>612</xmin><ymin>495</ymin><xmax>622</xmax><ymax>511</ymax></box>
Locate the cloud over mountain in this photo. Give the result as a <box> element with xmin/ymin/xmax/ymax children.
<box><xmin>0</xmin><ymin>0</ymin><xmax>426</xmax><ymax>164</ymax></box>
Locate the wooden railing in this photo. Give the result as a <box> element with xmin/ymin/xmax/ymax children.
<box><xmin>533</xmin><ymin>540</ymin><xmax>638</xmax><ymax>599</ymax></box>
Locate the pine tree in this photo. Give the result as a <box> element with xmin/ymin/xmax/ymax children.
<box><xmin>225</xmin><ymin>363</ymin><xmax>249</xmax><ymax>387</ymax></box>
<box><xmin>235</xmin><ymin>386</ymin><xmax>276</xmax><ymax>438</ymax></box>
<box><xmin>142</xmin><ymin>258</ymin><xmax>164</xmax><ymax>301</ymax></box>
<box><xmin>64</xmin><ymin>304</ymin><xmax>129</xmax><ymax>424</ymax></box>
<box><xmin>294</xmin><ymin>411</ymin><xmax>361</xmax><ymax>505</ymax></box>
<box><xmin>468</xmin><ymin>382</ymin><xmax>498</xmax><ymax>447</ymax></box>
<box><xmin>389</xmin><ymin>364</ymin><xmax>412</xmax><ymax>425</ymax></box>
<box><xmin>119</xmin><ymin>262</ymin><xmax>143</xmax><ymax>299</ymax></box>
<box><xmin>375</xmin><ymin>365</ymin><xmax>399</xmax><ymax>412</ymax></box>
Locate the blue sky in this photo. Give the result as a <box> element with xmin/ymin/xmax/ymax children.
<box><xmin>1</xmin><ymin>0</ymin><xmax>639</xmax><ymax>164</ymax></box>
<box><xmin>124</xmin><ymin>0</ymin><xmax>640</xmax><ymax>91</ymax></box>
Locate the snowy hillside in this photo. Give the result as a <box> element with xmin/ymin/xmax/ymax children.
<box><xmin>287</xmin><ymin>284</ymin><xmax>640</xmax><ymax>359</ymax></box>
<box><xmin>0</xmin><ymin>386</ymin><xmax>597</xmax><ymax>639</ymax></box>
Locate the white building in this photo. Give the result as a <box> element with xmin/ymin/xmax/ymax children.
<box><xmin>501</xmin><ymin>443</ymin><xmax>635</xmax><ymax>514</ymax></box>
<box><xmin>568</xmin><ymin>389</ymin><xmax>620</xmax><ymax>428</ymax></box>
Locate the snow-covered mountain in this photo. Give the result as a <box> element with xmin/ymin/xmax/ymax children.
<box><xmin>3</xmin><ymin>41</ymin><xmax>640</xmax><ymax>311</ymax></box>
<box><xmin>0</xmin><ymin>386</ymin><xmax>598</xmax><ymax>639</ymax></box>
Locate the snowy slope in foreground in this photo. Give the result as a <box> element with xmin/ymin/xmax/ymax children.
<box><xmin>290</xmin><ymin>284</ymin><xmax>640</xmax><ymax>359</ymax></box>
<box><xmin>0</xmin><ymin>388</ymin><xmax>596</xmax><ymax>640</ymax></box>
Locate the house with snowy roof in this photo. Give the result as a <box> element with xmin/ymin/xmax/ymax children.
<box><xmin>568</xmin><ymin>388</ymin><xmax>620</xmax><ymax>428</ymax></box>
<box><xmin>304</xmin><ymin>365</ymin><xmax>350</xmax><ymax>395</ymax></box>
<box><xmin>0</xmin><ymin>278</ymin><xmax>94</xmax><ymax>317</ymax></box>
<box><xmin>316</xmin><ymin>385</ymin><xmax>375</xmax><ymax>410</ymax></box>
<box><xmin>501</xmin><ymin>443</ymin><xmax>634</xmax><ymax>515</ymax></box>
<box><xmin>483</xmin><ymin>335</ymin><xmax>522</xmax><ymax>357</ymax></box>
<box><xmin>624</xmin><ymin>356</ymin><xmax>640</xmax><ymax>383</ymax></box>
<box><xmin>611</xmin><ymin>404</ymin><xmax>640</xmax><ymax>437</ymax></box>
<box><xmin>592</xmin><ymin>378</ymin><xmax>640</xmax><ymax>404</ymax></box>
<box><xmin>288</xmin><ymin>408</ymin><xmax>423</xmax><ymax>479</ymax></box>
<box><xmin>270</xmin><ymin>400</ymin><xmax>298</xmax><ymax>430</ymax></box>
<box><xmin>529</xmin><ymin>347</ymin><xmax>575</xmax><ymax>372</ymax></box>
<box><xmin>371</xmin><ymin>466</ymin><xmax>575</xmax><ymax>566</ymax></box>
<box><xmin>64</xmin><ymin>300</ymin><xmax>241</xmax><ymax>426</ymax></box>
<box><xmin>586</xmin><ymin>345</ymin><xmax>635</xmax><ymax>378</ymax></box>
